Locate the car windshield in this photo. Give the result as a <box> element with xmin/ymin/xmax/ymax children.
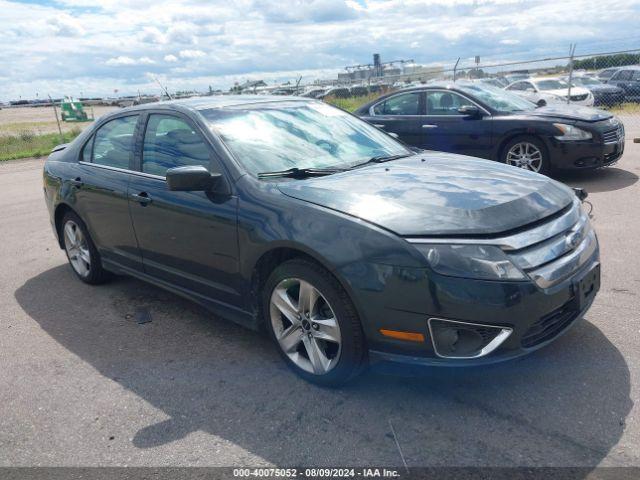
<box><xmin>535</xmin><ymin>79</ymin><xmax>569</xmax><ymax>90</ymax></box>
<box><xmin>202</xmin><ymin>101</ymin><xmax>410</xmax><ymax>176</ymax></box>
<box><xmin>574</xmin><ymin>77</ymin><xmax>601</xmax><ymax>86</ymax></box>
<box><xmin>457</xmin><ymin>83</ymin><xmax>536</xmax><ymax>112</ymax></box>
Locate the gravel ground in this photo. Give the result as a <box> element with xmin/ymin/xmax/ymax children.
<box><xmin>0</xmin><ymin>142</ymin><xmax>639</xmax><ymax>469</ymax></box>
<box><xmin>0</xmin><ymin>106</ymin><xmax>119</xmax><ymax>136</ymax></box>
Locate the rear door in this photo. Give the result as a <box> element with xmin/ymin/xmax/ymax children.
<box><xmin>421</xmin><ymin>90</ymin><xmax>493</xmax><ymax>159</ymax></box>
<box><xmin>127</xmin><ymin>112</ymin><xmax>241</xmax><ymax>306</ymax></box>
<box><xmin>74</xmin><ymin>114</ymin><xmax>143</xmax><ymax>271</ymax></box>
<box><xmin>361</xmin><ymin>91</ymin><xmax>426</xmax><ymax>147</ymax></box>
<box><xmin>608</xmin><ymin>70</ymin><xmax>636</xmax><ymax>99</ymax></box>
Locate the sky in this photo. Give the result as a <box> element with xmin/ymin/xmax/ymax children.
<box><xmin>1</xmin><ymin>0</ymin><xmax>640</xmax><ymax>101</ymax></box>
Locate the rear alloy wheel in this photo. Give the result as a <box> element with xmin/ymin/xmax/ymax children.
<box><xmin>502</xmin><ymin>136</ymin><xmax>549</xmax><ymax>175</ymax></box>
<box><xmin>61</xmin><ymin>211</ymin><xmax>110</xmax><ymax>285</ymax></box>
<box><xmin>264</xmin><ymin>259</ymin><xmax>366</xmax><ymax>386</ymax></box>
<box><xmin>64</xmin><ymin>220</ymin><xmax>91</xmax><ymax>278</ymax></box>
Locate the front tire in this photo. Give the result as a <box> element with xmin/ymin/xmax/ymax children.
<box><xmin>61</xmin><ymin>211</ymin><xmax>110</xmax><ymax>285</ymax></box>
<box><xmin>501</xmin><ymin>136</ymin><xmax>550</xmax><ymax>175</ymax></box>
<box><xmin>263</xmin><ymin>259</ymin><xmax>367</xmax><ymax>386</ymax></box>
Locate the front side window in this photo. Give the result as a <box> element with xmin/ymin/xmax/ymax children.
<box><xmin>426</xmin><ymin>91</ymin><xmax>474</xmax><ymax>115</ymax></box>
<box><xmin>373</xmin><ymin>93</ymin><xmax>421</xmax><ymax>116</ymax></box>
<box><xmin>202</xmin><ymin>101</ymin><xmax>409</xmax><ymax>176</ymax></box>
<box><xmin>142</xmin><ymin>115</ymin><xmax>211</xmax><ymax>176</ymax></box>
<box><xmin>92</xmin><ymin>115</ymin><xmax>139</xmax><ymax>169</ymax></box>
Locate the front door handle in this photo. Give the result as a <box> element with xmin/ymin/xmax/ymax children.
<box><xmin>131</xmin><ymin>192</ymin><xmax>152</xmax><ymax>206</ymax></box>
<box><xmin>70</xmin><ymin>177</ymin><xmax>83</xmax><ymax>188</ymax></box>
<box><xmin>422</xmin><ymin>124</ymin><xmax>438</xmax><ymax>129</ymax></box>
<box><xmin>373</xmin><ymin>124</ymin><xmax>386</xmax><ymax>128</ymax></box>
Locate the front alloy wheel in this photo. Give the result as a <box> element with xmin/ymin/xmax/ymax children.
<box><xmin>270</xmin><ymin>278</ymin><xmax>341</xmax><ymax>375</ymax></box>
<box><xmin>506</xmin><ymin>141</ymin><xmax>543</xmax><ymax>172</ymax></box>
<box><xmin>263</xmin><ymin>259</ymin><xmax>366</xmax><ymax>386</ymax></box>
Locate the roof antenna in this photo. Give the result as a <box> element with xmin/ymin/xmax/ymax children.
<box><xmin>152</xmin><ymin>75</ymin><xmax>173</xmax><ymax>100</ymax></box>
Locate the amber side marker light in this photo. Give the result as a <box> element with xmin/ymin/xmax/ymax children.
<box><xmin>379</xmin><ymin>329</ymin><xmax>425</xmax><ymax>342</ymax></box>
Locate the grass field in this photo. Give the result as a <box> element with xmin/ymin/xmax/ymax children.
<box><xmin>0</xmin><ymin>129</ymin><xmax>81</xmax><ymax>161</ymax></box>
<box><xmin>324</xmin><ymin>93</ymin><xmax>380</xmax><ymax>112</ymax></box>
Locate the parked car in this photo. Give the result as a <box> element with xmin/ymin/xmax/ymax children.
<box><xmin>349</xmin><ymin>86</ymin><xmax>369</xmax><ymax>97</ymax></box>
<box><xmin>505</xmin><ymin>77</ymin><xmax>594</xmax><ymax>106</ymax></box>
<box><xmin>319</xmin><ymin>87</ymin><xmax>350</xmax><ymax>99</ymax></box>
<box><xmin>476</xmin><ymin>78</ymin><xmax>508</xmax><ymax>88</ymax></box>
<box><xmin>43</xmin><ymin>96</ymin><xmax>600</xmax><ymax>385</ymax></box>
<box><xmin>300</xmin><ymin>88</ymin><xmax>327</xmax><ymax>99</ymax></box>
<box><xmin>355</xmin><ymin>82</ymin><xmax>624</xmax><ymax>174</ymax></box>
<box><xmin>564</xmin><ymin>75</ymin><xmax>625</xmax><ymax>106</ymax></box>
<box><xmin>597</xmin><ymin>67</ymin><xmax>621</xmax><ymax>81</ymax></box>
<box><xmin>605</xmin><ymin>66</ymin><xmax>640</xmax><ymax>102</ymax></box>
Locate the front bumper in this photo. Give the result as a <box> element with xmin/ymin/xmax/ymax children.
<box><xmin>548</xmin><ymin>136</ymin><xmax>625</xmax><ymax>170</ymax></box>
<box><xmin>341</xmin><ymin>202</ymin><xmax>601</xmax><ymax>368</ymax></box>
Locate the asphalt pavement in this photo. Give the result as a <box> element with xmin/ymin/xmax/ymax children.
<box><xmin>0</xmin><ymin>141</ymin><xmax>639</xmax><ymax>468</ymax></box>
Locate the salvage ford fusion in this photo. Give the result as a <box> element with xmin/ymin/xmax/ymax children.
<box><xmin>43</xmin><ymin>97</ymin><xmax>600</xmax><ymax>385</ymax></box>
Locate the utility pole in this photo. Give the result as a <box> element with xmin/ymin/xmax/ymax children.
<box><xmin>49</xmin><ymin>94</ymin><xmax>63</xmax><ymax>143</ymax></box>
<box><xmin>567</xmin><ymin>43</ymin><xmax>577</xmax><ymax>105</ymax></box>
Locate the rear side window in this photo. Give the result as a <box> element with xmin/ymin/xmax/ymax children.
<box><xmin>91</xmin><ymin>116</ymin><xmax>138</xmax><ymax>169</ymax></box>
<box><xmin>142</xmin><ymin>114</ymin><xmax>211</xmax><ymax>176</ymax></box>
<box><xmin>633</xmin><ymin>71</ymin><xmax>640</xmax><ymax>81</ymax></box>
<box><xmin>373</xmin><ymin>93</ymin><xmax>420</xmax><ymax>115</ymax></box>
<box><xmin>426</xmin><ymin>92</ymin><xmax>474</xmax><ymax>115</ymax></box>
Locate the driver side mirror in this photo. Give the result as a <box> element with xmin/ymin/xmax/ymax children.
<box><xmin>536</xmin><ymin>98</ymin><xmax>547</xmax><ymax>107</ymax></box>
<box><xmin>458</xmin><ymin>105</ymin><xmax>481</xmax><ymax>118</ymax></box>
<box><xmin>166</xmin><ymin>166</ymin><xmax>226</xmax><ymax>193</ymax></box>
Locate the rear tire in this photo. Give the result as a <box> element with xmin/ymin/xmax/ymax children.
<box><xmin>61</xmin><ymin>211</ymin><xmax>110</xmax><ymax>285</ymax></box>
<box><xmin>263</xmin><ymin>259</ymin><xmax>367</xmax><ymax>386</ymax></box>
<box><xmin>501</xmin><ymin>135</ymin><xmax>550</xmax><ymax>175</ymax></box>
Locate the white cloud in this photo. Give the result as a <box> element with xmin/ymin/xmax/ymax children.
<box><xmin>1</xmin><ymin>0</ymin><xmax>639</xmax><ymax>101</ymax></box>
<box><xmin>105</xmin><ymin>56</ymin><xmax>137</xmax><ymax>66</ymax></box>
<box><xmin>178</xmin><ymin>49</ymin><xmax>206</xmax><ymax>59</ymax></box>
<box><xmin>46</xmin><ymin>13</ymin><xmax>86</xmax><ymax>37</ymax></box>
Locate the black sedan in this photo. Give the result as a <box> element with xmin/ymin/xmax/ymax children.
<box><xmin>355</xmin><ymin>82</ymin><xmax>625</xmax><ymax>174</ymax></box>
<box><xmin>44</xmin><ymin>97</ymin><xmax>600</xmax><ymax>385</ymax></box>
<box><xmin>565</xmin><ymin>75</ymin><xmax>625</xmax><ymax>106</ymax></box>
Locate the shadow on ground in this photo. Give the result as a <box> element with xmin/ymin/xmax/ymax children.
<box><xmin>15</xmin><ymin>265</ymin><xmax>633</xmax><ymax>467</ymax></box>
<box><xmin>557</xmin><ymin>166</ymin><xmax>638</xmax><ymax>194</ymax></box>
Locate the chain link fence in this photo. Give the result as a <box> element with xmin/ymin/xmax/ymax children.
<box><xmin>300</xmin><ymin>48</ymin><xmax>640</xmax><ymax>139</ymax></box>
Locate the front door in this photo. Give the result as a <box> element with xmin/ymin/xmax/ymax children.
<box><xmin>422</xmin><ymin>90</ymin><xmax>493</xmax><ymax>159</ymax></box>
<box><xmin>127</xmin><ymin>113</ymin><xmax>241</xmax><ymax>307</ymax></box>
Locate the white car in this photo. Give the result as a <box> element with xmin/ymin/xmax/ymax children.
<box><xmin>505</xmin><ymin>77</ymin><xmax>594</xmax><ymax>106</ymax></box>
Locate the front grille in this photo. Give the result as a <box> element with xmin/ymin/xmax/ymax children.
<box><xmin>570</xmin><ymin>93</ymin><xmax>588</xmax><ymax>101</ymax></box>
<box><xmin>504</xmin><ymin>200</ymin><xmax>597</xmax><ymax>288</ymax></box>
<box><xmin>521</xmin><ymin>301</ymin><xmax>578</xmax><ymax>348</ymax></box>
<box><xmin>602</xmin><ymin>125</ymin><xmax>624</xmax><ymax>144</ymax></box>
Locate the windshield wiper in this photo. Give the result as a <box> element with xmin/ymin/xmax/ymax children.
<box><xmin>351</xmin><ymin>153</ymin><xmax>412</xmax><ymax>168</ymax></box>
<box><xmin>257</xmin><ymin>167</ymin><xmax>346</xmax><ymax>179</ymax></box>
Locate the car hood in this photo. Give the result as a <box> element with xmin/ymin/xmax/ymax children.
<box><xmin>543</xmin><ymin>87</ymin><xmax>590</xmax><ymax>97</ymax></box>
<box><xmin>277</xmin><ymin>153</ymin><xmax>574</xmax><ymax>236</ymax></box>
<box><xmin>522</xmin><ymin>104</ymin><xmax>612</xmax><ymax>122</ymax></box>
<box><xmin>587</xmin><ymin>84</ymin><xmax>624</xmax><ymax>93</ymax></box>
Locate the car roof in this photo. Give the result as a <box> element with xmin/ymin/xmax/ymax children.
<box><xmin>117</xmin><ymin>95</ymin><xmax>312</xmax><ymax>114</ymax></box>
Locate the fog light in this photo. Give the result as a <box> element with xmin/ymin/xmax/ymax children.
<box><xmin>428</xmin><ymin>318</ymin><xmax>512</xmax><ymax>359</ymax></box>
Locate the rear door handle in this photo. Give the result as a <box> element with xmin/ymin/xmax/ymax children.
<box><xmin>131</xmin><ymin>192</ymin><xmax>152</xmax><ymax>205</ymax></box>
<box><xmin>70</xmin><ymin>177</ymin><xmax>83</xmax><ymax>188</ymax></box>
<box><xmin>422</xmin><ymin>124</ymin><xmax>438</xmax><ymax>129</ymax></box>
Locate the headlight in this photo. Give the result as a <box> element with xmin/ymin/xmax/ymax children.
<box><xmin>553</xmin><ymin>123</ymin><xmax>593</xmax><ymax>141</ymax></box>
<box><xmin>413</xmin><ymin>244</ymin><xmax>526</xmax><ymax>281</ymax></box>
